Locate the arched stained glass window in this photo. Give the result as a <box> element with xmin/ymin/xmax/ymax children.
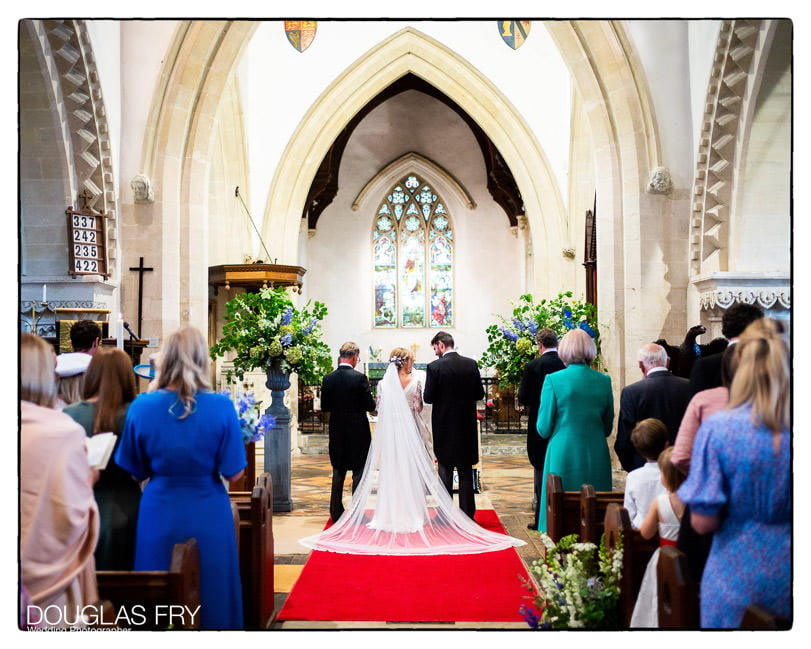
<box><xmin>373</xmin><ymin>174</ymin><xmax>454</xmax><ymax>328</ymax></box>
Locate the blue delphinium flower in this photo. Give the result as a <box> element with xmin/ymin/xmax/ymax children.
<box><xmin>564</xmin><ymin>309</ymin><xmax>574</xmax><ymax>329</ymax></box>
<box><xmin>302</xmin><ymin>319</ymin><xmax>317</xmax><ymax>336</ymax></box>
<box><xmin>281</xmin><ymin>306</ymin><xmax>293</xmax><ymax>325</ymax></box>
<box><xmin>519</xmin><ymin>604</ymin><xmax>541</xmax><ymax>629</ymax></box>
<box><xmin>280</xmin><ymin>333</ymin><xmax>293</xmax><ymax>347</ymax></box>
<box><xmin>527</xmin><ymin>321</ymin><xmax>539</xmax><ymax>335</ymax></box>
<box><xmin>500</xmin><ymin>327</ymin><xmax>519</xmax><ymax>342</ymax></box>
<box><xmin>512</xmin><ymin>317</ymin><xmax>526</xmax><ymax>332</ymax></box>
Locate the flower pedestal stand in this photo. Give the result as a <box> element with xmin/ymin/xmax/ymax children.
<box><xmin>265</xmin><ymin>363</ymin><xmax>293</xmax><ymax>512</ymax></box>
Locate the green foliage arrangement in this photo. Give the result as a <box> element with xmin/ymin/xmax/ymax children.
<box><xmin>520</xmin><ymin>532</ymin><xmax>622</xmax><ymax>629</ymax></box>
<box><xmin>210</xmin><ymin>287</ymin><xmax>333</xmax><ymax>385</ymax></box>
<box><xmin>479</xmin><ymin>292</ymin><xmax>600</xmax><ymax>387</ymax></box>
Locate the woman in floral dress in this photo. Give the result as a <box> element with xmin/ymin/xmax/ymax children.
<box><xmin>678</xmin><ymin>318</ymin><xmax>791</xmax><ymax>628</ymax></box>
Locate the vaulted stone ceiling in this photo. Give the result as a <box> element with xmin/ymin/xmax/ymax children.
<box><xmin>303</xmin><ymin>73</ymin><xmax>525</xmax><ymax>231</ymax></box>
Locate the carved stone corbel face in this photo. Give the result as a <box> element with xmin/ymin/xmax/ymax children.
<box><xmin>131</xmin><ymin>174</ymin><xmax>154</xmax><ymax>203</ymax></box>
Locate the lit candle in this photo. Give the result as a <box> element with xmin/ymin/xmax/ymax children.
<box><xmin>117</xmin><ymin>313</ymin><xmax>124</xmax><ymax>349</ymax></box>
<box><xmin>42</xmin><ymin>284</ymin><xmax>46</xmax><ymax>303</ymax></box>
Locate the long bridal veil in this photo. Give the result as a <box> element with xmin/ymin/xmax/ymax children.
<box><xmin>299</xmin><ymin>363</ymin><xmax>525</xmax><ymax>555</ymax></box>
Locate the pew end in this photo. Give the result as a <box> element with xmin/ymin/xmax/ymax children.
<box><xmin>230</xmin><ymin>472</ymin><xmax>275</xmax><ymax>629</ymax></box>
<box><xmin>603</xmin><ymin>503</ymin><xmax>658</xmax><ymax>628</ymax></box>
<box><xmin>656</xmin><ymin>545</ymin><xmax>699</xmax><ymax>628</ymax></box>
<box><xmin>96</xmin><ymin>538</ymin><xmax>201</xmax><ymax>629</ymax></box>
<box><xmin>740</xmin><ymin>604</ymin><xmax>791</xmax><ymax>630</ymax></box>
<box><xmin>545</xmin><ymin>474</ymin><xmax>580</xmax><ymax>543</ymax></box>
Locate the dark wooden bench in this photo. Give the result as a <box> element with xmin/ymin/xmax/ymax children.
<box><xmin>229</xmin><ymin>473</ymin><xmax>275</xmax><ymax>629</ymax></box>
<box><xmin>96</xmin><ymin>538</ymin><xmax>201</xmax><ymax>629</ymax></box>
<box><xmin>545</xmin><ymin>474</ymin><xmax>581</xmax><ymax>542</ymax></box>
<box><xmin>740</xmin><ymin>604</ymin><xmax>791</xmax><ymax>630</ymax></box>
<box><xmin>579</xmin><ymin>484</ymin><xmax>624</xmax><ymax>545</ymax></box>
<box><xmin>545</xmin><ymin>474</ymin><xmax>624</xmax><ymax>544</ymax></box>
<box><xmin>656</xmin><ymin>545</ymin><xmax>699</xmax><ymax>628</ymax></box>
<box><xmin>603</xmin><ymin>503</ymin><xmax>658</xmax><ymax>628</ymax></box>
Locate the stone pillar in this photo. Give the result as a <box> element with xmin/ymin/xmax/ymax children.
<box><xmin>265</xmin><ymin>365</ymin><xmax>293</xmax><ymax>512</ymax></box>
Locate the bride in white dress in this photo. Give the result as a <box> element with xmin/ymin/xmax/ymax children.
<box><xmin>299</xmin><ymin>348</ymin><xmax>524</xmax><ymax>555</ymax></box>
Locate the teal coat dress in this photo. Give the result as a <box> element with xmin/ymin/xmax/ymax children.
<box><xmin>536</xmin><ymin>363</ymin><xmax>614</xmax><ymax>532</ymax></box>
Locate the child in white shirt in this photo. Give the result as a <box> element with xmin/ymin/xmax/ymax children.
<box><xmin>623</xmin><ymin>418</ymin><xmax>669</xmax><ymax>529</ymax></box>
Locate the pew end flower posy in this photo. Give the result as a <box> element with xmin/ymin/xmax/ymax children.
<box><xmin>479</xmin><ymin>292</ymin><xmax>601</xmax><ymax>388</ymax></box>
<box><xmin>209</xmin><ymin>286</ymin><xmax>333</xmax><ymax>386</ymax></box>
<box><xmin>521</xmin><ymin>533</ymin><xmax>623</xmax><ymax>629</ymax></box>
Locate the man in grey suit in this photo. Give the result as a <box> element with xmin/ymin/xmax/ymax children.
<box><xmin>614</xmin><ymin>342</ymin><xmax>692</xmax><ymax>472</ymax></box>
<box><xmin>423</xmin><ymin>331</ymin><xmax>484</xmax><ymax>520</ymax></box>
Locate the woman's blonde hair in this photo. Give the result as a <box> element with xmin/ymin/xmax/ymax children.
<box><xmin>154</xmin><ymin>326</ymin><xmax>211</xmax><ymax>418</ymax></box>
<box><xmin>21</xmin><ymin>333</ymin><xmax>57</xmax><ymax>407</ymax></box>
<box><xmin>728</xmin><ymin>318</ymin><xmax>790</xmax><ymax>434</ymax></box>
<box><xmin>558</xmin><ymin>328</ymin><xmax>597</xmax><ymax>365</ymax></box>
<box><xmin>389</xmin><ymin>346</ymin><xmax>414</xmax><ymax>370</ymax></box>
<box><xmin>57</xmin><ymin>374</ymin><xmax>85</xmax><ymax>407</ymax></box>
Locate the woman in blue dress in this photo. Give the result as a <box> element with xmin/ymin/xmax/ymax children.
<box><xmin>678</xmin><ymin>318</ymin><xmax>791</xmax><ymax>628</ymax></box>
<box><xmin>116</xmin><ymin>326</ymin><xmax>246</xmax><ymax>629</ymax></box>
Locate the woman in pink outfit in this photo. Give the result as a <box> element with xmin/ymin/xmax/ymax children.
<box><xmin>20</xmin><ymin>333</ymin><xmax>99</xmax><ymax>629</ymax></box>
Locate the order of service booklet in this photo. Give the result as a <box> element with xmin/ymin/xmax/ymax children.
<box><xmin>86</xmin><ymin>432</ymin><xmax>117</xmax><ymax>470</ymax></box>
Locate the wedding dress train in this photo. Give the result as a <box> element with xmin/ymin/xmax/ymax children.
<box><xmin>299</xmin><ymin>362</ymin><xmax>525</xmax><ymax>555</ymax></box>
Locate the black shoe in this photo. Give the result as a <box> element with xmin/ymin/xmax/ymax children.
<box><xmin>527</xmin><ymin>523</ymin><xmax>538</xmax><ymax>530</ymax></box>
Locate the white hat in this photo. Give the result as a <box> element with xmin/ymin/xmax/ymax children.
<box><xmin>56</xmin><ymin>352</ymin><xmax>92</xmax><ymax>378</ymax></box>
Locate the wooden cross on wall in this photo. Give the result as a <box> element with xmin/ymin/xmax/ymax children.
<box><xmin>128</xmin><ymin>257</ymin><xmax>154</xmax><ymax>337</ymax></box>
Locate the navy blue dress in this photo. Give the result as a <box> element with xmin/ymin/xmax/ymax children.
<box><xmin>116</xmin><ymin>389</ymin><xmax>246</xmax><ymax>629</ymax></box>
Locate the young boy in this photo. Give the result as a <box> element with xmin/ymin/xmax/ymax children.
<box><xmin>623</xmin><ymin>418</ymin><xmax>669</xmax><ymax>528</ymax></box>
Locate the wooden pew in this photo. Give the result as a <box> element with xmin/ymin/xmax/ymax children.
<box><xmin>545</xmin><ymin>474</ymin><xmax>581</xmax><ymax>542</ymax></box>
<box><xmin>229</xmin><ymin>474</ymin><xmax>275</xmax><ymax>629</ymax></box>
<box><xmin>740</xmin><ymin>604</ymin><xmax>791</xmax><ymax>630</ymax></box>
<box><xmin>656</xmin><ymin>545</ymin><xmax>699</xmax><ymax>628</ymax></box>
<box><xmin>96</xmin><ymin>538</ymin><xmax>201</xmax><ymax>629</ymax></box>
<box><xmin>579</xmin><ymin>484</ymin><xmax>624</xmax><ymax>545</ymax></box>
<box><xmin>603</xmin><ymin>503</ymin><xmax>658</xmax><ymax>628</ymax></box>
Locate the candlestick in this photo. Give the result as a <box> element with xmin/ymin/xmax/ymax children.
<box><xmin>117</xmin><ymin>314</ymin><xmax>124</xmax><ymax>349</ymax></box>
<box><xmin>42</xmin><ymin>284</ymin><xmax>46</xmax><ymax>302</ymax></box>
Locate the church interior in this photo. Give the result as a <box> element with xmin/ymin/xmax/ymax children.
<box><xmin>18</xmin><ymin>16</ymin><xmax>793</xmax><ymax>633</ymax></box>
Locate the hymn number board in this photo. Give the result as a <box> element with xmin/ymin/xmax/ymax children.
<box><xmin>66</xmin><ymin>206</ymin><xmax>110</xmax><ymax>278</ymax></box>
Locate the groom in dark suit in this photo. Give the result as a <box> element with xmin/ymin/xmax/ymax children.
<box><xmin>518</xmin><ymin>328</ymin><xmax>565</xmax><ymax>529</ymax></box>
<box><xmin>423</xmin><ymin>331</ymin><xmax>484</xmax><ymax>519</ymax></box>
<box><xmin>320</xmin><ymin>342</ymin><xmax>376</xmax><ymax>523</ymax></box>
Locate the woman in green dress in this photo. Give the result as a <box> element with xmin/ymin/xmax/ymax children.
<box><xmin>536</xmin><ymin>328</ymin><xmax>614</xmax><ymax>532</ymax></box>
<box><xmin>64</xmin><ymin>347</ymin><xmax>141</xmax><ymax>569</ymax></box>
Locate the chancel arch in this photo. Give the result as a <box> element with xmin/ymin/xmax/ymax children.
<box><xmin>264</xmin><ymin>27</ymin><xmax>567</xmax><ymax>298</ymax></box>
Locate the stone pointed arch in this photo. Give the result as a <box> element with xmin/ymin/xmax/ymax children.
<box><xmin>546</xmin><ymin>20</ymin><xmax>660</xmax><ymax>382</ymax></box>
<box><xmin>138</xmin><ymin>20</ymin><xmax>258</xmax><ymax>335</ymax></box>
<box><xmin>263</xmin><ymin>26</ymin><xmax>566</xmax><ymax>297</ymax></box>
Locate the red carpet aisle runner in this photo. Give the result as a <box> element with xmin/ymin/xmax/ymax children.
<box><xmin>277</xmin><ymin>510</ymin><xmax>531</xmax><ymax>623</ymax></box>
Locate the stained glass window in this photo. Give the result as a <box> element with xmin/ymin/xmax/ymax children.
<box><xmin>372</xmin><ymin>175</ymin><xmax>454</xmax><ymax>328</ymax></box>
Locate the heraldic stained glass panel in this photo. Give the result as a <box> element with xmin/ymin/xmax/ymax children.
<box><xmin>372</xmin><ymin>174</ymin><xmax>454</xmax><ymax>328</ymax></box>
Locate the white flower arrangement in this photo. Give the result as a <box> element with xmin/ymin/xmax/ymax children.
<box><xmin>520</xmin><ymin>532</ymin><xmax>623</xmax><ymax>629</ymax></box>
